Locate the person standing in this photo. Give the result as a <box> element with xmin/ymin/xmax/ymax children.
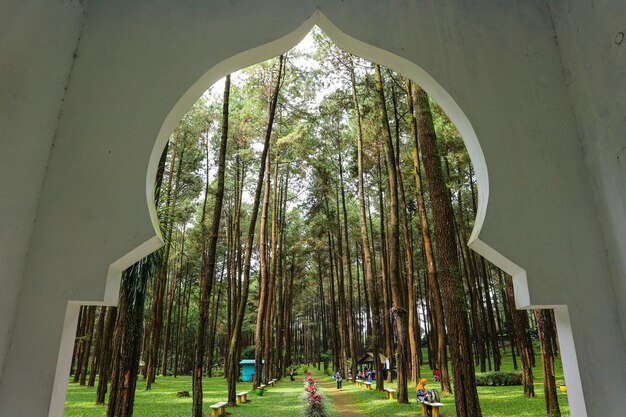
<box><xmin>290</xmin><ymin>368</ymin><xmax>295</xmax><ymax>381</ymax></box>
<box><xmin>334</xmin><ymin>370</ymin><xmax>343</xmax><ymax>390</ymax></box>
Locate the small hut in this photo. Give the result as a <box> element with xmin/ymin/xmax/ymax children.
<box><xmin>357</xmin><ymin>352</ymin><xmax>389</xmax><ymax>369</ymax></box>
<box><xmin>239</xmin><ymin>359</ymin><xmax>264</xmax><ymax>382</ymax></box>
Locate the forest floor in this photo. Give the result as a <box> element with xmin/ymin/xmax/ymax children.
<box><xmin>64</xmin><ymin>373</ymin><xmax>306</xmax><ymax>417</ymax></box>
<box><xmin>316</xmin><ymin>375</ymin><xmax>366</xmax><ymax>417</ymax></box>
<box><xmin>307</xmin><ymin>344</ymin><xmax>571</xmax><ymax>417</ymax></box>
<box><xmin>65</xmin><ymin>346</ymin><xmax>571</xmax><ymax>417</ymax></box>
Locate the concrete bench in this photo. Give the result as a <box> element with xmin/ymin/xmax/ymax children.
<box><xmin>236</xmin><ymin>391</ymin><xmax>248</xmax><ymax>404</ymax></box>
<box><xmin>268</xmin><ymin>379</ymin><xmax>276</xmax><ymax>386</ymax></box>
<box><xmin>258</xmin><ymin>384</ymin><xmax>267</xmax><ymax>389</ymax></box>
<box><xmin>364</xmin><ymin>381</ymin><xmax>372</xmax><ymax>390</ymax></box>
<box><xmin>347</xmin><ymin>377</ymin><xmax>353</xmax><ymax>383</ymax></box>
<box><xmin>209</xmin><ymin>401</ymin><xmax>228</xmax><ymax>417</ymax></box>
<box><xmin>355</xmin><ymin>379</ymin><xmax>363</xmax><ymax>387</ymax></box>
<box><xmin>421</xmin><ymin>400</ymin><xmax>444</xmax><ymax>417</ymax></box>
<box><xmin>384</xmin><ymin>387</ymin><xmax>396</xmax><ymax>399</ymax></box>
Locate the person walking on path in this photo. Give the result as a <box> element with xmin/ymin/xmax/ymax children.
<box><xmin>334</xmin><ymin>370</ymin><xmax>343</xmax><ymax>390</ymax></box>
<box><xmin>290</xmin><ymin>368</ymin><xmax>295</xmax><ymax>381</ymax></box>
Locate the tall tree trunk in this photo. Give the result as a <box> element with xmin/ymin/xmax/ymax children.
<box><xmin>406</xmin><ymin>80</ymin><xmax>451</xmax><ymax>392</ymax></box>
<box><xmin>412</xmin><ymin>84</ymin><xmax>481</xmax><ymax>415</ymax></box>
<box><xmin>191</xmin><ymin>74</ymin><xmax>230</xmax><ymax>417</ymax></box>
<box><xmin>107</xmin><ymin>256</ymin><xmax>156</xmax><ymax>417</ymax></box>
<box><xmin>504</xmin><ymin>274</ymin><xmax>535</xmax><ymax>397</ymax></box>
<box><xmin>263</xmin><ymin>155</ymin><xmax>280</xmax><ymax>381</ymax></box>
<box><xmin>253</xmin><ymin>144</ymin><xmax>272</xmax><ymax>388</ymax></box>
<box><xmin>227</xmin><ymin>55</ymin><xmax>284</xmax><ymax>405</ymax></box>
<box><xmin>376</xmin><ymin>154</ymin><xmax>395</xmax><ymax>383</ymax></box>
<box><xmin>161</xmin><ymin>230</ymin><xmax>185</xmax><ymax>376</ymax></box>
<box><xmin>146</xmin><ymin>131</ymin><xmax>183</xmax><ymax>388</ymax></box>
<box><xmin>338</xmin><ymin>151</ymin><xmax>359</xmax><ymax>380</ymax></box>
<box><xmin>374</xmin><ymin>64</ymin><xmax>409</xmax><ymax>403</ymax></box>
<box><xmin>481</xmin><ymin>258</ymin><xmax>501</xmax><ymax>371</ymax></box>
<box><xmin>88</xmin><ymin>306</ymin><xmax>107</xmax><ymax>387</ymax></box>
<box><xmin>71</xmin><ymin>306</ymin><xmax>86</xmax><ymax>380</ymax></box>
<box><xmin>350</xmin><ymin>58</ymin><xmax>384</xmax><ymax>391</ymax></box>
<box><xmin>534</xmin><ymin>309</ymin><xmax>561</xmax><ymax>417</ymax></box>
<box><xmin>79</xmin><ymin>306</ymin><xmax>97</xmax><ymax>386</ymax></box>
<box><xmin>332</xmin><ymin>186</ymin><xmax>349</xmax><ymax>378</ymax></box>
<box><xmin>207</xmin><ymin>273</ymin><xmax>224</xmax><ymax>377</ymax></box>
<box><xmin>96</xmin><ymin>306</ymin><xmax>118</xmax><ymax>405</ymax></box>
<box><xmin>455</xmin><ymin>187</ymin><xmax>487</xmax><ymax>372</ymax></box>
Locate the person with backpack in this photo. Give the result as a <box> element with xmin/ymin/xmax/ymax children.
<box><xmin>417</xmin><ymin>378</ymin><xmax>432</xmax><ymax>415</ymax></box>
<box><xmin>334</xmin><ymin>370</ymin><xmax>343</xmax><ymax>390</ymax></box>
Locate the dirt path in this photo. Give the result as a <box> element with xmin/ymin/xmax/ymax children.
<box><xmin>317</xmin><ymin>379</ymin><xmax>367</xmax><ymax>417</ymax></box>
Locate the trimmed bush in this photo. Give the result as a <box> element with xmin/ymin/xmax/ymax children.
<box><xmin>475</xmin><ymin>371</ymin><xmax>522</xmax><ymax>386</ymax></box>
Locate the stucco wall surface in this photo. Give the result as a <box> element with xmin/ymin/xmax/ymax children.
<box><xmin>0</xmin><ymin>0</ymin><xmax>89</xmax><ymax>382</ymax></box>
<box><xmin>548</xmin><ymin>0</ymin><xmax>626</xmax><ymax>344</ymax></box>
<box><xmin>0</xmin><ymin>1</ymin><xmax>624</xmax><ymax>416</ymax></box>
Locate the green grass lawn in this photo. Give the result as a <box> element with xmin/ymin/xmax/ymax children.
<box><xmin>65</xmin><ymin>344</ymin><xmax>572</xmax><ymax>417</ymax></box>
<box><xmin>307</xmin><ymin>344</ymin><xmax>571</xmax><ymax>417</ymax></box>
<box><xmin>64</xmin><ymin>373</ymin><xmax>306</xmax><ymax>417</ymax></box>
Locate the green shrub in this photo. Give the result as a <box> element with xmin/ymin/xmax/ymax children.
<box><xmin>475</xmin><ymin>371</ymin><xmax>522</xmax><ymax>386</ymax></box>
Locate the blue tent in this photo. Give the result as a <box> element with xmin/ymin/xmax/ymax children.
<box><xmin>239</xmin><ymin>359</ymin><xmax>264</xmax><ymax>382</ymax></box>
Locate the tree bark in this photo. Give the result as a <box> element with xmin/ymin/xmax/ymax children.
<box><xmin>534</xmin><ymin>309</ymin><xmax>561</xmax><ymax>417</ymax></box>
<box><xmin>79</xmin><ymin>306</ymin><xmax>97</xmax><ymax>386</ymax></box>
<box><xmin>96</xmin><ymin>306</ymin><xmax>117</xmax><ymax>405</ymax></box>
<box><xmin>191</xmin><ymin>74</ymin><xmax>230</xmax><ymax>417</ymax></box>
<box><xmin>504</xmin><ymin>274</ymin><xmax>535</xmax><ymax>397</ymax></box>
<box><xmin>227</xmin><ymin>55</ymin><xmax>284</xmax><ymax>405</ymax></box>
<box><xmin>349</xmin><ymin>57</ymin><xmax>384</xmax><ymax>392</ymax></box>
<box><xmin>412</xmin><ymin>84</ymin><xmax>481</xmax><ymax>415</ymax></box>
<box><xmin>374</xmin><ymin>64</ymin><xmax>409</xmax><ymax>403</ymax></box>
<box><xmin>88</xmin><ymin>306</ymin><xmax>107</xmax><ymax>387</ymax></box>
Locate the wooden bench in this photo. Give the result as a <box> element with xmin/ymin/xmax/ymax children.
<box><xmin>355</xmin><ymin>379</ymin><xmax>363</xmax><ymax>387</ymax></box>
<box><xmin>209</xmin><ymin>401</ymin><xmax>228</xmax><ymax>417</ymax></box>
<box><xmin>421</xmin><ymin>400</ymin><xmax>444</xmax><ymax>417</ymax></box>
<box><xmin>364</xmin><ymin>381</ymin><xmax>372</xmax><ymax>390</ymax></box>
<box><xmin>236</xmin><ymin>391</ymin><xmax>248</xmax><ymax>404</ymax></box>
<box><xmin>384</xmin><ymin>387</ymin><xmax>396</xmax><ymax>399</ymax></box>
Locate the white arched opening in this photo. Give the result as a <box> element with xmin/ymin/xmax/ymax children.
<box><xmin>49</xmin><ymin>9</ymin><xmax>585</xmax><ymax>417</ymax></box>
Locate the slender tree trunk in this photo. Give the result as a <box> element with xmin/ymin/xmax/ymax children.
<box><xmin>96</xmin><ymin>306</ymin><xmax>118</xmax><ymax>405</ymax></box>
<box><xmin>253</xmin><ymin>145</ymin><xmax>272</xmax><ymax>388</ymax></box>
<box><xmin>79</xmin><ymin>306</ymin><xmax>97</xmax><ymax>386</ymax></box>
<box><xmin>374</xmin><ymin>64</ymin><xmax>409</xmax><ymax>403</ymax></box>
<box><xmin>191</xmin><ymin>74</ymin><xmax>230</xmax><ymax>417</ymax></box>
<box><xmin>413</xmin><ymin>84</ymin><xmax>481</xmax><ymax>415</ymax></box>
<box><xmin>534</xmin><ymin>309</ymin><xmax>561</xmax><ymax>417</ymax></box>
<box><xmin>161</xmin><ymin>230</ymin><xmax>185</xmax><ymax>376</ymax></box>
<box><xmin>349</xmin><ymin>60</ymin><xmax>385</xmax><ymax>391</ymax></box>
<box><xmin>88</xmin><ymin>306</ymin><xmax>107</xmax><ymax>387</ymax></box>
<box><xmin>376</xmin><ymin>155</ymin><xmax>395</xmax><ymax>383</ymax></box>
<box><xmin>227</xmin><ymin>55</ymin><xmax>284</xmax><ymax>405</ymax></box>
<box><xmin>407</xmin><ymin>79</ymin><xmax>452</xmax><ymax>392</ymax></box>
<box><xmin>146</xmin><ymin>132</ymin><xmax>183</xmax><ymax>388</ymax></box>
<box><xmin>504</xmin><ymin>274</ymin><xmax>535</xmax><ymax>397</ymax></box>
<box><xmin>107</xmin><ymin>257</ymin><xmax>154</xmax><ymax>417</ymax></box>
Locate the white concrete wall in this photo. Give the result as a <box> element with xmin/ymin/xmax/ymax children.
<box><xmin>0</xmin><ymin>0</ymin><xmax>89</xmax><ymax>381</ymax></box>
<box><xmin>548</xmin><ymin>0</ymin><xmax>626</xmax><ymax>342</ymax></box>
<box><xmin>0</xmin><ymin>1</ymin><xmax>624</xmax><ymax>416</ymax></box>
